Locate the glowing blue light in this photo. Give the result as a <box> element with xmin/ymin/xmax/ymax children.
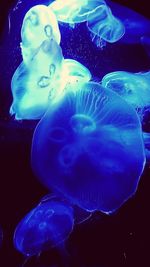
<box><xmin>31</xmin><ymin>81</ymin><xmax>145</xmax><ymax>213</ymax></box>
<box><xmin>101</xmin><ymin>70</ymin><xmax>150</xmax><ymax>119</ymax></box>
<box><xmin>14</xmin><ymin>197</ymin><xmax>74</xmax><ymax>256</ymax></box>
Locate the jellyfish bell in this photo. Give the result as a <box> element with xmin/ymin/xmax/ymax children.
<box><xmin>14</xmin><ymin>198</ymin><xmax>74</xmax><ymax>256</ymax></box>
<box><xmin>31</xmin><ymin>81</ymin><xmax>145</xmax><ymax>213</ymax></box>
<box><xmin>10</xmin><ymin>38</ymin><xmax>64</xmax><ymax>120</ymax></box>
<box><xmin>49</xmin><ymin>0</ymin><xmax>106</xmax><ymax>24</ymax></box>
<box><xmin>87</xmin><ymin>4</ymin><xmax>125</xmax><ymax>45</ymax></box>
<box><xmin>21</xmin><ymin>4</ymin><xmax>61</xmax><ymax>64</ymax></box>
<box><xmin>101</xmin><ymin>70</ymin><xmax>150</xmax><ymax>120</ymax></box>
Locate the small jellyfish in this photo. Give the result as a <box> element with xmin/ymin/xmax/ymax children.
<box><xmin>107</xmin><ymin>0</ymin><xmax>150</xmax><ymax>44</ymax></box>
<box><xmin>14</xmin><ymin>198</ymin><xmax>74</xmax><ymax>256</ymax></box>
<box><xmin>87</xmin><ymin>3</ymin><xmax>125</xmax><ymax>45</ymax></box>
<box><xmin>31</xmin><ymin>81</ymin><xmax>145</xmax><ymax>213</ymax></box>
<box><xmin>10</xmin><ymin>38</ymin><xmax>64</xmax><ymax>120</ymax></box>
<box><xmin>101</xmin><ymin>70</ymin><xmax>150</xmax><ymax>119</ymax></box>
<box><xmin>21</xmin><ymin>5</ymin><xmax>61</xmax><ymax>64</ymax></box>
<box><xmin>49</xmin><ymin>0</ymin><xmax>106</xmax><ymax>24</ymax></box>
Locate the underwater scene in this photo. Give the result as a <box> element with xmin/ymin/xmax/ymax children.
<box><xmin>0</xmin><ymin>0</ymin><xmax>150</xmax><ymax>266</ymax></box>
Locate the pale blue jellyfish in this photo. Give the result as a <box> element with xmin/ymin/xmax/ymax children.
<box><xmin>107</xmin><ymin>0</ymin><xmax>150</xmax><ymax>45</ymax></box>
<box><xmin>87</xmin><ymin>4</ymin><xmax>125</xmax><ymax>45</ymax></box>
<box><xmin>31</xmin><ymin>81</ymin><xmax>145</xmax><ymax>213</ymax></box>
<box><xmin>10</xmin><ymin>38</ymin><xmax>64</xmax><ymax>120</ymax></box>
<box><xmin>14</xmin><ymin>197</ymin><xmax>74</xmax><ymax>256</ymax></box>
<box><xmin>101</xmin><ymin>70</ymin><xmax>150</xmax><ymax>119</ymax></box>
<box><xmin>21</xmin><ymin>4</ymin><xmax>61</xmax><ymax>64</ymax></box>
<box><xmin>49</xmin><ymin>0</ymin><xmax>106</xmax><ymax>24</ymax></box>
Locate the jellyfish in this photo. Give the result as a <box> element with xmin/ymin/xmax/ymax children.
<box><xmin>31</xmin><ymin>81</ymin><xmax>145</xmax><ymax>213</ymax></box>
<box><xmin>87</xmin><ymin>4</ymin><xmax>125</xmax><ymax>45</ymax></box>
<box><xmin>21</xmin><ymin>5</ymin><xmax>61</xmax><ymax>64</ymax></box>
<box><xmin>49</xmin><ymin>0</ymin><xmax>106</xmax><ymax>24</ymax></box>
<box><xmin>14</xmin><ymin>197</ymin><xmax>74</xmax><ymax>256</ymax></box>
<box><xmin>101</xmin><ymin>70</ymin><xmax>150</xmax><ymax>120</ymax></box>
<box><xmin>107</xmin><ymin>0</ymin><xmax>150</xmax><ymax>45</ymax></box>
<box><xmin>10</xmin><ymin>38</ymin><xmax>64</xmax><ymax>120</ymax></box>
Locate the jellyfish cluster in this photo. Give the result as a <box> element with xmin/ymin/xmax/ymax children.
<box><xmin>7</xmin><ymin>0</ymin><xmax>150</xmax><ymax>260</ymax></box>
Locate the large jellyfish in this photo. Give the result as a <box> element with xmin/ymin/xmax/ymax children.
<box><xmin>49</xmin><ymin>0</ymin><xmax>106</xmax><ymax>24</ymax></box>
<box><xmin>107</xmin><ymin>0</ymin><xmax>150</xmax><ymax>45</ymax></box>
<box><xmin>14</xmin><ymin>197</ymin><xmax>74</xmax><ymax>256</ymax></box>
<box><xmin>21</xmin><ymin>4</ymin><xmax>61</xmax><ymax>64</ymax></box>
<box><xmin>10</xmin><ymin>38</ymin><xmax>64</xmax><ymax>120</ymax></box>
<box><xmin>31</xmin><ymin>81</ymin><xmax>145</xmax><ymax>213</ymax></box>
<box><xmin>101</xmin><ymin>70</ymin><xmax>150</xmax><ymax>118</ymax></box>
<box><xmin>87</xmin><ymin>3</ymin><xmax>125</xmax><ymax>45</ymax></box>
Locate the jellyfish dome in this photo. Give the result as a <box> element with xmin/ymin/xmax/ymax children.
<box><xmin>101</xmin><ymin>70</ymin><xmax>150</xmax><ymax>114</ymax></box>
<box><xmin>31</xmin><ymin>81</ymin><xmax>145</xmax><ymax>213</ymax></box>
<box><xmin>14</xmin><ymin>198</ymin><xmax>74</xmax><ymax>256</ymax></box>
<box><xmin>49</xmin><ymin>0</ymin><xmax>106</xmax><ymax>24</ymax></box>
<box><xmin>21</xmin><ymin>4</ymin><xmax>61</xmax><ymax>64</ymax></box>
<box><xmin>87</xmin><ymin>3</ymin><xmax>125</xmax><ymax>44</ymax></box>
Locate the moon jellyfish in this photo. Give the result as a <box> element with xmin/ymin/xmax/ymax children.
<box><xmin>10</xmin><ymin>38</ymin><xmax>64</xmax><ymax>120</ymax></box>
<box><xmin>21</xmin><ymin>5</ymin><xmax>61</xmax><ymax>64</ymax></box>
<box><xmin>14</xmin><ymin>198</ymin><xmax>74</xmax><ymax>256</ymax></box>
<box><xmin>49</xmin><ymin>0</ymin><xmax>106</xmax><ymax>24</ymax></box>
<box><xmin>101</xmin><ymin>70</ymin><xmax>150</xmax><ymax>119</ymax></box>
<box><xmin>31</xmin><ymin>81</ymin><xmax>145</xmax><ymax>213</ymax></box>
<box><xmin>87</xmin><ymin>4</ymin><xmax>125</xmax><ymax>45</ymax></box>
<box><xmin>107</xmin><ymin>0</ymin><xmax>150</xmax><ymax>44</ymax></box>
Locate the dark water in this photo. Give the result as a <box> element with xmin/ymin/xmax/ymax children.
<box><xmin>0</xmin><ymin>0</ymin><xmax>150</xmax><ymax>266</ymax></box>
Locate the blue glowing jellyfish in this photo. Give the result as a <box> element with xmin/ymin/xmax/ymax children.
<box><xmin>87</xmin><ymin>3</ymin><xmax>125</xmax><ymax>45</ymax></box>
<box><xmin>21</xmin><ymin>5</ymin><xmax>61</xmax><ymax>64</ymax></box>
<box><xmin>101</xmin><ymin>70</ymin><xmax>150</xmax><ymax>119</ymax></box>
<box><xmin>10</xmin><ymin>38</ymin><xmax>64</xmax><ymax>120</ymax></box>
<box><xmin>49</xmin><ymin>0</ymin><xmax>106</xmax><ymax>24</ymax></box>
<box><xmin>31</xmin><ymin>81</ymin><xmax>145</xmax><ymax>213</ymax></box>
<box><xmin>14</xmin><ymin>197</ymin><xmax>74</xmax><ymax>256</ymax></box>
<box><xmin>107</xmin><ymin>0</ymin><xmax>150</xmax><ymax>45</ymax></box>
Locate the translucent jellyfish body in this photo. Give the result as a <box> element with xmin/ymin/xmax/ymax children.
<box><xmin>49</xmin><ymin>0</ymin><xmax>106</xmax><ymax>24</ymax></box>
<box><xmin>21</xmin><ymin>5</ymin><xmax>61</xmax><ymax>64</ymax></box>
<box><xmin>14</xmin><ymin>198</ymin><xmax>74</xmax><ymax>256</ymax></box>
<box><xmin>107</xmin><ymin>0</ymin><xmax>150</xmax><ymax>44</ymax></box>
<box><xmin>101</xmin><ymin>71</ymin><xmax>150</xmax><ymax>115</ymax></box>
<box><xmin>87</xmin><ymin>4</ymin><xmax>125</xmax><ymax>44</ymax></box>
<box><xmin>10</xmin><ymin>38</ymin><xmax>64</xmax><ymax>120</ymax></box>
<box><xmin>31</xmin><ymin>82</ymin><xmax>145</xmax><ymax>213</ymax></box>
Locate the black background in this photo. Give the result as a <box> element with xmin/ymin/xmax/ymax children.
<box><xmin>0</xmin><ymin>1</ymin><xmax>150</xmax><ymax>267</ymax></box>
